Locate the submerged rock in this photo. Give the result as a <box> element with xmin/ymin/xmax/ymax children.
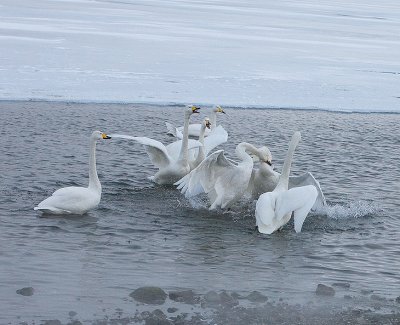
<box><xmin>204</xmin><ymin>291</ymin><xmax>221</xmax><ymax>304</ymax></box>
<box><xmin>316</xmin><ymin>284</ymin><xmax>335</xmax><ymax>297</ymax></box>
<box><xmin>245</xmin><ymin>291</ymin><xmax>268</xmax><ymax>302</ymax></box>
<box><xmin>130</xmin><ymin>287</ymin><xmax>167</xmax><ymax>305</ymax></box>
<box><xmin>16</xmin><ymin>287</ymin><xmax>34</xmax><ymax>296</ymax></box>
<box><xmin>169</xmin><ymin>289</ymin><xmax>199</xmax><ymax>304</ymax></box>
<box><xmin>167</xmin><ymin>307</ymin><xmax>178</xmax><ymax>313</ymax></box>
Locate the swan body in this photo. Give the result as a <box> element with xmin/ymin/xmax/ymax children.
<box><xmin>166</xmin><ymin>105</ymin><xmax>225</xmax><ymax>139</ymax></box>
<box><xmin>34</xmin><ymin>131</ymin><xmax>111</xmax><ymax>215</ymax></box>
<box><xmin>122</xmin><ymin>105</ymin><xmax>202</xmax><ymax>185</ymax></box>
<box><xmin>247</xmin><ymin>146</ymin><xmax>326</xmax><ymax>211</ymax></box>
<box><xmin>255</xmin><ymin>132</ymin><xmax>318</xmax><ymax>234</ymax></box>
<box><xmin>176</xmin><ymin>142</ymin><xmax>269</xmax><ymax>210</ymax></box>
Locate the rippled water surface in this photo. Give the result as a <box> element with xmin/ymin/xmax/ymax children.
<box><xmin>1</xmin><ymin>101</ymin><xmax>399</xmax><ymax>323</ymax></box>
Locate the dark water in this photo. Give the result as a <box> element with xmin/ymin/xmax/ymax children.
<box><xmin>1</xmin><ymin>101</ymin><xmax>399</xmax><ymax>324</ymax></box>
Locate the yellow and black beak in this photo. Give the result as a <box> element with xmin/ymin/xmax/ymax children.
<box><xmin>217</xmin><ymin>105</ymin><xmax>226</xmax><ymax>114</ymax></box>
<box><xmin>205</xmin><ymin>120</ymin><xmax>211</xmax><ymax>129</ymax></box>
<box><xmin>191</xmin><ymin>105</ymin><xmax>201</xmax><ymax>114</ymax></box>
<box><xmin>101</xmin><ymin>133</ymin><xmax>111</xmax><ymax>139</ymax></box>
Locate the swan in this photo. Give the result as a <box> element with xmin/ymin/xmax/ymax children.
<box><xmin>34</xmin><ymin>131</ymin><xmax>111</xmax><ymax>215</ymax></box>
<box><xmin>113</xmin><ymin>105</ymin><xmax>202</xmax><ymax>185</ymax></box>
<box><xmin>255</xmin><ymin>132</ymin><xmax>318</xmax><ymax>234</ymax></box>
<box><xmin>175</xmin><ymin>142</ymin><xmax>270</xmax><ymax>210</ymax></box>
<box><xmin>247</xmin><ymin>146</ymin><xmax>326</xmax><ymax>211</ymax></box>
<box><xmin>166</xmin><ymin>105</ymin><xmax>225</xmax><ymax>139</ymax></box>
<box><xmin>165</xmin><ymin>119</ymin><xmax>228</xmax><ymax>170</ymax></box>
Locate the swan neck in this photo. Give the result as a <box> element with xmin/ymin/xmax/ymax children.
<box><xmin>179</xmin><ymin>112</ymin><xmax>190</xmax><ymax>162</ymax></box>
<box><xmin>88</xmin><ymin>137</ymin><xmax>101</xmax><ymax>191</ymax></box>
<box><xmin>277</xmin><ymin>133</ymin><xmax>300</xmax><ymax>189</ymax></box>
<box><xmin>236</xmin><ymin>143</ymin><xmax>257</xmax><ymax>162</ymax></box>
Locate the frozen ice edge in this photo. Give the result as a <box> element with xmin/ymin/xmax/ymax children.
<box><xmin>1</xmin><ymin>98</ymin><xmax>399</xmax><ymax>114</ymax></box>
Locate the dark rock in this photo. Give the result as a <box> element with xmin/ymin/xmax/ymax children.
<box><xmin>152</xmin><ymin>309</ymin><xmax>166</xmax><ymax>319</ymax></box>
<box><xmin>316</xmin><ymin>284</ymin><xmax>335</xmax><ymax>297</ymax></box>
<box><xmin>332</xmin><ymin>282</ymin><xmax>351</xmax><ymax>289</ymax></box>
<box><xmin>16</xmin><ymin>287</ymin><xmax>34</xmax><ymax>296</ymax></box>
<box><xmin>144</xmin><ymin>309</ymin><xmax>171</xmax><ymax>325</ymax></box>
<box><xmin>167</xmin><ymin>307</ymin><xmax>178</xmax><ymax>313</ymax></box>
<box><xmin>219</xmin><ymin>291</ymin><xmax>239</xmax><ymax>307</ymax></box>
<box><xmin>130</xmin><ymin>287</ymin><xmax>167</xmax><ymax>305</ymax></box>
<box><xmin>169</xmin><ymin>290</ymin><xmax>199</xmax><ymax>304</ymax></box>
<box><xmin>204</xmin><ymin>291</ymin><xmax>221</xmax><ymax>303</ymax></box>
<box><xmin>68</xmin><ymin>311</ymin><xmax>77</xmax><ymax>317</ymax></box>
<box><xmin>245</xmin><ymin>291</ymin><xmax>268</xmax><ymax>302</ymax></box>
<box><xmin>42</xmin><ymin>320</ymin><xmax>62</xmax><ymax>325</ymax></box>
<box><xmin>370</xmin><ymin>294</ymin><xmax>386</xmax><ymax>301</ymax></box>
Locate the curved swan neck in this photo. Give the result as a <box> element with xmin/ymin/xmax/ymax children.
<box><xmin>277</xmin><ymin>131</ymin><xmax>301</xmax><ymax>190</ymax></box>
<box><xmin>179</xmin><ymin>111</ymin><xmax>191</xmax><ymax>162</ymax></box>
<box><xmin>236</xmin><ymin>142</ymin><xmax>257</xmax><ymax>162</ymax></box>
<box><xmin>88</xmin><ymin>136</ymin><xmax>101</xmax><ymax>191</ymax></box>
<box><xmin>209</xmin><ymin>110</ymin><xmax>217</xmax><ymax>130</ymax></box>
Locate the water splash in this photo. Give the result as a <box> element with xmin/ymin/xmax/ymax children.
<box><xmin>325</xmin><ymin>200</ymin><xmax>381</xmax><ymax>219</ymax></box>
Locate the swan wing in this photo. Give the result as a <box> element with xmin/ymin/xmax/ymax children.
<box><xmin>35</xmin><ymin>187</ymin><xmax>99</xmax><ymax>214</ymax></box>
<box><xmin>203</xmin><ymin>125</ymin><xmax>228</xmax><ymax>155</ymax></box>
<box><xmin>289</xmin><ymin>172</ymin><xmax>326</xmax><ymax>210</ymax></box>
<box><xmin>275</xmin><ymin>185</ymin><xmax>318</xmax><ymax>232</ymax></box>
<box><xmin>131</xmin><ymin>137</ymin><xmax>171</xmax><ymax>168</ymax></box>
<box><xmin>175</xmin><ymin>150</ymin><xmax>234</xmax><ymax>197</ymax></box>
<box><xmin>166</xmin><ymin>139</ymin><xmax>202</xmax><ymax>162</ymax></box>
<box><xmin>165</xmin><ymin>122</ymin><xmax>183</xmax><ymax>139</ymax></box>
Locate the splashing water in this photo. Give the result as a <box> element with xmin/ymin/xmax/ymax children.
<box><xmin>325</xmin><ymin>200</ymin><xmax>381</xmax><ymax>219</ymax></box>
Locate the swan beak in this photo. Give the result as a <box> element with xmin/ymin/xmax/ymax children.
<box><xmin>191</xmin><ymin>105</ymin><xmax>201</xmax><ymax>114</ymax></box>
<box><xmin>101</xmin><ymin>133</ymin><xmax>111</xmax><ymax>139</ymax></box>
<box><xmin>266</xmin><ymin>160</ymin><xmax>272</xmax><ymax>166</ymax></box>
<box><xmin>205</xmin><ymin>120</ymin><xmax>211</xmax><ymax>129</ymax></box>
<box><xmin>216</xmin><ymin>105</ymin><xmax>226</xmax><ymax>114</ymax></box>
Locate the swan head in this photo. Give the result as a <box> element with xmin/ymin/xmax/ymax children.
<box><xmin>186</xmin><ymin>105</ymin><xmax>201</xmax><ymax>116</ymax></box>
<box><xmin>213</xmin><ymin>105</ymin><xmax>226</xmax><ymax>114</ymax></box>
<box><xmin>257</xmin><ymin>146</ymin><xmax>273</xmax><ymax>166</ymax></box>
<box><xmin>203</xmin><ymin>117</ymin><xmax>211</xmax><ymax>129</ymax></box>
<box><xmin>91</xmin><ymin>130</ymin><xmax>112</xmax><ymax>140</ymax></box>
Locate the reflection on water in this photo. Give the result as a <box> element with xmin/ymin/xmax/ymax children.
<box><xmin>0</xmin><ymin>101</ymin><xmax>399</xmax><ymax>323</ymax></box>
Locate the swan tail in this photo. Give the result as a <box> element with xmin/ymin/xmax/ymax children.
<box><xmin>34</xmin><ymin>206</ymin><xmax>73</xmax><ymax>215</ymax></box>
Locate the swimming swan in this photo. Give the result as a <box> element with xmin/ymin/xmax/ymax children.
<box><xmin>255</xmin><ymin>132</ymin><xmax>318</xmax><ymax>234</ymax></box>
<box><xmin>34</xmin><ymin>131</ymin><xmax>111</xmax><ymax>215</ymax></box>
<box><xmin>175</xmin><ymin>142</ymin><xmax>270</xmax><ymax>210</ymax></box>
<box><xmin>247</xmin><ymin>146</ymin><xmax>326</xmax><ymax>211</ymax></box>
<box><xmin>114</xmin><ymin>105</ymin><xmax>202</xmax><ymax>185</ymax></box>
<box><xmin>166</xmin><ymin>105</ymin><xmax>225</xmax><ymax>139</ymax></box>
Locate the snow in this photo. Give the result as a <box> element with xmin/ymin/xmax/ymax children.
<box><xmin>0</xmin><ymin>0</ymin><xmax>399</xmax><ymax>112</ymax></box>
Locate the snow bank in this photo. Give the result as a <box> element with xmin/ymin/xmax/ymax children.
<box><xmin>0</xmin><ymin>0</ymin><xmax>399</xmax><ymax>112</ymax></box>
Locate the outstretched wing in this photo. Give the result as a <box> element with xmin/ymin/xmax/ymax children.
<box><xmin>175</xmin><ymin>150</ymin><xmax>234</xmax><ymax>197</ymax></box>
<box><xmin>275</xmin><ymin>185</ymin><xmax>318</xmax><ymax>232</ymax></box>
<box><xmin>165</xmin><ymin>139</ymin><xmax>203</xmax><ymax>162</ymax></box>
<box><xmin>131</xmin><ymin>137</ymin><xmax>171</xmax><ymax>169</ymax></box>
<box><xmin>204</xmin><ymin>125</ymin><xmax>228</xmax><ymax>155</ymax></box>
<box><xmin>289</xmin><ymin>172</ymin><xmax>326</xmax><ymax>211</ymax></box>
<box><xmin>165</xmin><ymin>122</ymin><xmax>183</xmax><ymax>139</ymax></box>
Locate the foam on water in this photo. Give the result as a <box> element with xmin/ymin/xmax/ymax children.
<box><xmin>325</xmin><ymin>200</ymin><xmax>382</xmax><ymax>220</ymax></box>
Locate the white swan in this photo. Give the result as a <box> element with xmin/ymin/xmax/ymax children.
<box><xmin>34</xmin><ymin>131</ymin><xmax>111</xmax><ymax>215</ymax></box>
<box><xmin>114</xmin><ymin>105</ymin><xmax>202</xmax><ymax>185</ymax></box>
<box><xmin>175</xmin><ymin>142</ymin><xmax>269</xmax><ymax>210</ymax></box>
<box><xmin>247</xmin><ymin>146</ymin><xmax>326</xmax><ymax>211</ymax></box>
<box><xmin>255</xmin><ymin>132</ymin><xmax>318</xmax><ymax>234</ymax></box>
<box><xmin>166</xmin><ymin>105</ymin><xmax>225</xmax><ymax>139</ymax></box>
<box><xmin>165</xmin><ymin>119</ymin><xmax>228</xmax><ymax>170</ymax></box>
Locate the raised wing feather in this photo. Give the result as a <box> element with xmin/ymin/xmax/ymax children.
<box><xmin>175</xmin><ymin>150</ymin><xmax>234</xmax><ymax>197</ymax></box>
<box><xmin>204</xmin><ymin>125</ymin><xmax>228</xmax><ymax>155</ymax></box>
<box><xmin>289</xmin><ymin>172</ymin><xmax>326</xmax><ymax>211</ymax></box>
<box><xmin>165</xmin><ymin>139</ymin><xmax>203</xmax><ymax>162</ymax></box>
<box><xmin>131</xmin><ymin>137</ymin><xmax>171</xmax><ymax>169</ymax></box>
